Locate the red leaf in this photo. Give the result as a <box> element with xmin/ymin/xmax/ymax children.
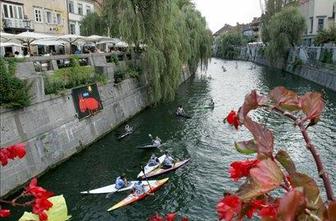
<box><xmin>277</xmin><ymin>189</ymin><xmax>305</xmax><ymax>221</ymax></box>
<box><xmin>324</xmin><ymin>201</ymin><xmax>336</xmax><ymax>221</ymax></box>
<box><xmin>166</xmin><ymin>212</ymin><xmax>176</xmax><ymax>221</ymax></box>
<box><xmin>243</xmin><ymin>117</ymin><xmax>274</xmax><ymax>157</ymax></box>
<box><xmin>0</xmin><ymin>209</ymin><xmax>11</xmax><ymax>218</ymax></box>
<box><xmin>181</xmin><ymin>217</ymin><xmax>189</xmax><ymax>221</ymax></box>
<box><xmin>225</xmin><ymin>110</ymin><xmax>240</xmax><ymax>129</ymax></box>
<box><xmin>0</xmin><ymin>150</ymin><xmax>9</xmax><ymax>166</ymax></box>
<box><xmin>238</xmin><ymin>90</ymin><xmax>268</xmax><ymax>122</ymax></box>
<box><xmin>269</xmin><ymin>86</ymin><xmax>300</xmax><ymax>111</ymax></box>
<box><xmin>38</xmin><ymin>211</ymin><xmax>48</xmax><ymax>221</ymax></box>
<box><xmin>299</xmin><ymin>92</ymin><xmax>325</xmax><ymax>121</ymax></box>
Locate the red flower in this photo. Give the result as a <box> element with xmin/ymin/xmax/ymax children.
<box><xmin>225</xmin><ymin>111</ymin><xmax>240</xmax><ymax>129</ymax></box>
<box><xmin>181</xmin><ymin>218</ymin><xmax>189</xmax><ymax>221</ymax></box>
<box><xmin>149</xmin><ymin>214</ymin><xmax>164</xmax><ymax>221</ymax></box>
<box><xmin>217</xmin><ymin>195</ymin><xmax>242</xmax><ymax>221</ymax></box>
<box><xmin>0</xmin><ymin>209</ymin><xmax>11</xmax><ymax>218</ymax></box>
<box><xmin>25</xmin><ymin>178</ymin><xmax>54</xmax><ymax>199</ymax></box>
<box><xmin>229</xmin><ymin>159</ymin><xmax>260</xmax><ymax>181</ymax></box>
<box><xmin>166</xmin><ymin>212</ymin><xmax>176</xmax><ymax>221</ymax></box>
<box><xmin>245</xmin><ymin>199</ymin><xmax>279</xmax><ymax>219</ymax></box>
<box><xmin>33</xmin><ymin>198</ymin><xmax>53</xmax><ymax>214</ymax></box>
<box><xmin>0</xmin><ymin>143</ymin><xmax>26</xmax><ymax>166</ymax></box>
<box><xmin>38</xmin><ymin>211</ymin><xmax>48</xmax><ymax>221</ymax></box>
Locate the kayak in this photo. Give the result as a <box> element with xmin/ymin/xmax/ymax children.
<box><xmin>137</xmin><ymin>154</ymin><xmax>166</xmax><ymax>178</ymax></box>
<box><xmin>80</xmin><ymin>180</ymin><xmax>160</xmax><ymax>194</ymax></box>
<box><xmin>107</xmin><ymin>178</ymin><xmax>169</xmax><ymax>211</ymax></box>
<box><xmin>139</xmin><ymin>158</ymin><xmax>190</xmax><ymax>179</ymax></box>
<box><xmin>176</xmin><ymin>113</ymin><xmax>191</xmax><ymax>119</ymax></box>
<box><xmin>117</xmin><ymin>130</ymin><xmax>134</xmax><ymax>140</ymax></box>
<box><xmin>137</xmin><ymin>143</ymin><xmax>165</xmax><ymax>149</ymax></box>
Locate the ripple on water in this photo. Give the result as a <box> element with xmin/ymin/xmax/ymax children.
<box><xmin>6</xmin><ymin>59</ymin><xmax>335</xmax><ymax>221</ymax></box>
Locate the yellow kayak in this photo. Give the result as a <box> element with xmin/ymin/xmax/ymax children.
<box><xmin>107</xmin><ymin>178</ymin><xmax>169</xmax><ymax>211</ymax></box>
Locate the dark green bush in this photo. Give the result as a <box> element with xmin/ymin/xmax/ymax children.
<box><xmin>320</xmin><ymin>49</ymin><xmax>333</xmax><ymax>64</ymax></box>
<box><xmin>0</xmin><ymin>58</ymin><xmax>31</xmax><ymax>109</ymax></box>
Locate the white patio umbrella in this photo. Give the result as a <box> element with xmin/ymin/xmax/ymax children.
<box><xmin>31</xmin><ymin>39</ymin><xmax>67</xmax><ymax>46</ymax></box>
<box><xmin>0</xmin><ymin>42</ymin><xmax>23</xmax><ymax>47</ymax></box>
<box><xmin>0</xmin><ymin>32</ymin><xmax>15</xmax><ymax>42</ymax></box>
<box><xmin>115</xmin><ymin>41</ymin><xmax>129</xmax><ymax>48</ymax></box>
<box><xmin>13</xmin><ymin>31</ymin><xmax>54</xmax><ymax>54</ymax></box>
<box><xmin>86</xmin><ymin>35</ymin><xmax>110</xmax><ymax>42</ymax></box>
<box><xmin>57</xmin><ymin>34</ymin><xmax>86</xmax><ymax>44</ymax></box>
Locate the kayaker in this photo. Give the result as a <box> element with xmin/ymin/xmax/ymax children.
<box><xmin>209</xmin><ymin>99</ymin><xmax>215</xmax><ymax>107</ymax></box>
<box><xmin>125</xmin><ymin>124</ymin><xmax>132</xmax><ymax>133</ymax></box>
<box><xmin>147</xmin><ymin>154</ymin><xmax>160</xmax><ymax>167</ymax></box>
<box><xmin>152</xmin><ymin>136</ymin><xmax>161</xmax><ymax>147</ymax></box>
<box><xmin>176</xmin><ymin>105</ymin><xmax>185</xmax><ymax>116</ymax></box>
<box><xmin>115</xmin><ymin>174</ymin><xmax>128</xmax><ymax>189</ymax></box>
<box><xmin>162</xmin><ymin>152</ymin><xmax>174</xmax><ymax>169</ymax></box>
<box><xmin>133</xmin><ymin>179</ymin><xmax>145</xmax><ymax>196</ymax></box>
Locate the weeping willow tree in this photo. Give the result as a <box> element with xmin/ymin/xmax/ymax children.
<box><xmin>81</xmin><ymin>0</ymin><xmax>212</xmax><ymax>103</ymax></box>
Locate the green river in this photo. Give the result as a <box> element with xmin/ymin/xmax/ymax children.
<box><xmin>8</xmin><ymin>59</ymin><xmax>336</xmax><ymax>220</ymax></box>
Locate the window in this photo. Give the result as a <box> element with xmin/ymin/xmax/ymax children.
<box><xmin>46</xmin><ymin>11</ymin><xmax>52</xmax><ymax>23</ymax></box>
<box><xmin>3</xmin><ymin>4</ymin><xmax>9</xmax><ymax>18</ymax></box>
<box><xmin>309</xmin><ymin>17</ymin><xmax>313</xmax><ymax>33</ymax></box>
<box><xmin>52</xmin><ymin>12</ymin><xmax>57</xmax><ymax>24</ymax></box>
<box><xmin>34</xmin><ymin>8</ymin><xmax>42</xmax><ymax>22</ymax></box>
<box><xmin>317</xmin><ymin>18</ymin><xmax>324</xmax><ymax>31</ymax></box>
<box><xmin>57</xmin><ymin>13</ymin><xmax>62</xmax><ymax>24</ymax></box>
<box><xmin>86</xmin><ymin>5</ymin><xmax>91</xmax><ymax>15</ymax></box>
<box><xmin>69</xmin><ymin>1</ymin><xmax>74</xmax><ymax>13</ymax></box>
<box><xmin>78</xmin><ymin>3</ymin><xmax>83</xmax><ymax>15</ymax></box>
<box><xmin>17</xmin><ymin>6</ymin><xmax>23</xmax><ymax>19</ymax></box>
<box><xmin>9</xmin><ymin>5</ymin><xmax>13</xmax><ymax>18</ymax></box>
<box><xmin>70</xmin><ymin>23</ymin><xmax>76</xmax><ymax>34</ymax></box>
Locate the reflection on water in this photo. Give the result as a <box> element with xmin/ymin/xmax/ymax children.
<box><xmin>7</xmin><ymin>58</ymin><xmax>336</xmax><ymax>221</ymax></box>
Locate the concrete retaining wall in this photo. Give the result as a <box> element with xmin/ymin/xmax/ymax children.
<box><xmin>0</xmin><ymin>56</ymin><xmax>192</xmax><ymax>197</ymax></box>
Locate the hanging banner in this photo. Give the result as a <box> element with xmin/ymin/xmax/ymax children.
<box><xmin>72</xmin><ymin>84</ymin><xmax>103</xmax><ymax>119</ymax></box>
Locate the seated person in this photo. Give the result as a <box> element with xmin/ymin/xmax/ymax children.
<box><xmin>176</xmin><ymin>105</ymin><xmax>185</xmax><ymax>116</ymax></box>
<box><xmin>133</xmin><ymin>179</ymin><xmax>145</xmax><ymax>196</ymax></box>
<box><xmin>152</xmin><ymin>136</ymin><xmax>161</xmax><ymax>146</ymax></box>
<box><xmin>125</xmin><ymin>124</ymin><xmax>132</xmax><ymax>133</ymax></box>
<box><xmin>115</xmin><ymin>174</ymin><xmax>128</xmax><ymax>189</ymax></box>
<box><xmin>147</xmin><ymin>154</ymin><xmax>160</xmax><ymax>167</ymax></box>
<box><xmin>162</xmin><ymin>152</ymin><xmax>174</xmax><ymax>169</ymax></box>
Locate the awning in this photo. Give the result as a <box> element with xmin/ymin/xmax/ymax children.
<box><xmin>0</xmin><ymin>42</ymin><xmax>23</xmax><ymax>47</ymax></box>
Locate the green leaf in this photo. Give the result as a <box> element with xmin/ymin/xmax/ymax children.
<box><xmin>299</xmin><ymin>92</ymin><xmax>325</xmax><ymax>121</ymax></box>
<box><xmin>269</xmin><ymin>86</ymin><xmax>300</xmax><ymax>111</ymax></box>
<box><xmin>234</xmin><ymin>139</ymin><xmax>257</xmax><ymax>155</ymax></box>
<box><xmin>275</xmin><ymin>150</ymin><xmax>296</xmax><ymax>174</ymax></box>
<box><xmin>289</xmin><ymin>173</ymin><xmax>325</xmax><ymax>218</ymax></box>
<box><xmin>277</xmin><ymin>189</ymin><xmax>305</xmax><ymax>221</ymax></box>
<box><xmin>243</xmin><ymin>117</ymin><xmax>274</xmax><ymax>157</ymax></box>
<box><xmin>237</xmin><ymin>159</ymin><xmax>283</xmax><ymax>200</ymax></box>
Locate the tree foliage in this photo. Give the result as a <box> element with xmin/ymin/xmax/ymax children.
<box><xmin>314</xmin><ymin>25</ymin><xmax>336</xmax><ymax>45</ymax></box>
<box><xmin>81</xmin><ymin>0</ymin><xmax>212</xmax><ymax>103</ymax></box>
<box><xmin>0</xmin><ymin>58</ymin><xmax>31</xmax><ymax>109</ymax></box>
<box><xmin>216</xmin><ymin>32</ymin><xmax>246</xmax><ymax>59</ymax></box>
<box><xmin>264</xmin><ymin>6</ymin><xmax>305</xmax><ymax>63</ymax></box>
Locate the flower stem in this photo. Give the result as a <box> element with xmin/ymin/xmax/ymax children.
<box><xmin>272</xmin><ymin>107</ymin><xmax>335</xmax><ymax>201</ymax></box>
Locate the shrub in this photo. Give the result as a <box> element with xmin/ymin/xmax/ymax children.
<box><xmin>0</xmin><ymin>59</ymin><xmax>31</xmax><ymax>109</ymax></box>
<box><xmin>44</xmin><ymin>56</ymin><xmax>107</xmax><ymax>95</ymax></box>
<box><xmin>319</xmin><ymin>49</ymin><xmax>333</xmax><ymax>64</ymax></box>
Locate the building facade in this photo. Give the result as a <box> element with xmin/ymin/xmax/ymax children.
<box><xmin>67</xmin><ymin>0</ymin><xmax>94</xmax><ymax>35</ymax></box>
<box><xmin>0</xmin><ymin>0</ymin><xmax>33</xmax><ymax>33</ymax></box>
<box><xmin>299</xmin><ymin>0</ymin><xmax>336</xmax><ymax>45</ymax></box>
<box><xmin>1</xmin><ymin>0</ymin><xmax>69</xmax><ymax>34</ymax></box>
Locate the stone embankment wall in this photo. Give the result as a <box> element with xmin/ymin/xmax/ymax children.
<box><xmin>240</xmin><ymin>46</ymin><xmax>336</xmax><ymax>91</ymax></box>
<box><xmin>0</xmin><ymin>54</ymin><xmax>192</xmax><ymax>197</ymax></box>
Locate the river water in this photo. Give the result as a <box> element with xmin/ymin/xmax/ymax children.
<box><xmin>8</xmin><ymin>59</ymin><xmax>336</xmax><ymax>220</ymax></box>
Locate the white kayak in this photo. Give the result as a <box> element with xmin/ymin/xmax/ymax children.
<box><xmin>137</xmin><ymin>154</ymin><xmax>166</xmax><ymax>178</ymax></box>
<box><xmin>80</xmin><ymin>180</ymin><xmax>157</xmax><ymax>194</ymax></box>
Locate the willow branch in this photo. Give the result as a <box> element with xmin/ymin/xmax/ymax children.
<box><xmin>272</xmin><ymin>106</ymin><xmax>335</xmax><ymax>201</ymax></box>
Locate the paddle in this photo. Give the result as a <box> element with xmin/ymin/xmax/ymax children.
<box><xmin>141</xmin><ymin>165</ymin><xmax>154</xmax><ymax>196</ymax></box>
